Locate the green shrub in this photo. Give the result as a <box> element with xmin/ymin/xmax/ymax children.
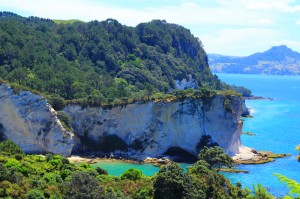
<box><xmin>121</xmin><ymin>168</ymin><xmax>142</xmax><ymax>181</ymax></box>
<box><xmin>56</xmin><ymin>111</ymin><xmax>73</xmax><ymax>130</ymax></box>
<box><xmin>48</xmin><ymin>95</ymin><xmax>65</xmax><ymax>111</ymax></box>
<box><xmin>223</xmin><ymin>99</ymin><xmax>232</xmax><ymax>112</ymax></box>
<box><xmin>153</xmin><ymin>162</ymin><xmax>184</xmax><ymax>199</ymax></box>
<box><xmin>198</xmin><ymin>146</ymin><xmax>233</xmax><ymax>169</ymax></box>
<box><xmin>61</xmin><ymin>171</ymin><xmax>104</xmax><ymax>199</ymax></box>
<box><xmin>26</xmin><ymin>189</ymin><xmax>46</xmax><ymax>199</ymax></box>
<box><xmin>0</xmin><ymin>140</ymin><xmax>23</xmax><ymax>156</ymax></box>
<box><xmin>96</xmin><ymin>167</ymin><xmax>108</xmax><ymax>175</ymax></box>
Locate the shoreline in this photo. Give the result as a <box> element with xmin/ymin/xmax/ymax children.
<box><xmin>244</xmin><ymin>96</ymin><xmax>273</xmax><ymax>101</ymax></box>
<box><xmin>68</xmin><ymin>146</ymin><xmax>290</xmax><ymax>168</ymax></box>
<box><xmin>233</xmin><ymin>146</ymin><xmax>290</xmax><ymax>165</ymax></box>
<box><xmin>67</xmin><ymin>156</ymin><xmax>141</xmax><ymax>164</ymax></box>
<box><xmin>67</xmin><ymin>156</ymin><xmax>172</xmax><ymax>166</ymax></box>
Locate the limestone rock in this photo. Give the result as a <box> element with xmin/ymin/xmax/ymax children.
<box><xmin>0</xmin><ymin>84</ymin><xmax>74</xmax><ymax>156</ymax></box>
<box><xmin>64</xmin><ymin>94</ymin><xmax>243</xmax><ymax>159</ymax></box>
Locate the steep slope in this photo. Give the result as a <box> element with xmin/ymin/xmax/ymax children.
<box><xmin>0</xmin><ymin>12</ymin><xmax>246</xmax><ymax>159</ymax></box>
<box><xmin>0</xmin><ymin>84</ymin><xmax>243</xmax><ymax>159</ymax></box>
<box><xmin>0</xmin><ymin>84</ymin><xmax>74</xmax><ymax>156</ymax></box>
<box><xmin>0</xmin><ymin>12</ymin><xmax>224</xmax><ymax>104</ymax></box>
<box><xmin>209</xmin><ymin>45</ymin><xmax>300</xmax><ymax>75</ymax></box>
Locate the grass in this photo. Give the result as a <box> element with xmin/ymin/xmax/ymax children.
<box><xmin>53</xmin><ymin>19</ymin><xmax>83</xmax><ymax>24</ymax></box>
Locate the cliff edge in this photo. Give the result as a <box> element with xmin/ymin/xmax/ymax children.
<box><xmin>64</xmin><ymin>95</ymin><xmax>242</xmax><ymax>160</ymax></box>
<box><xmin>0</xmin><ymin>84</ymin><xmax>74</xmax><ymax>156</ymax></box>
<box><xmin>0</xmin><ymin>84</ymin><xmax>244</xmax><ymax>159</ymax></box>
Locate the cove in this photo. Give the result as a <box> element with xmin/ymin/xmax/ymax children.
<box><xmin>91</xmin><ymin>160</ymin><xmax>191</xmax><ymax>176</ymax></box>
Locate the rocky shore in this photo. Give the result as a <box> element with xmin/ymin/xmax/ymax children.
<box><xmin>244</xmin><ymin>96</ymin><xmax>273</xmax><ymax>101</ymax></box>
<box><xmin>233</xmin><ymin>146</ymin><xmax>290</xmax><ymax>164</ymax></box>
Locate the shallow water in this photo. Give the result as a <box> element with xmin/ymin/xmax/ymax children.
<box><xmin>91</xmin><ymin>160</ymin><xmax>191</xmax><ymax>176</ymax></box>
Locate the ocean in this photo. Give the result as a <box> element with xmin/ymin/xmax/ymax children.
<box><xmin>217</xmin><ymin>73</ymin><xmax>300</xmax><ymax>197</ymax></box>
<box><xmin>92</xmin><ymin>74</ymin><xmax>300</xmax><ymax>197</ymax></box>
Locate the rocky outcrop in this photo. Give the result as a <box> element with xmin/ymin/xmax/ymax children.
<box><xmin>0</xmin><ymin>84</ymin><xmax>74</xmax><ymax>156</ymax></box>
<box><xmin>64</xmin><ymin>94</ymin><xmax>243</xmax><ymax>159</ymax></box>
<box><xmin>241</xmin><ymin>99</ymin><xmax>250</xmax><ymax>117</ymax></box>
<box><xmin>0</xmin><ymin>84</ymin><xmax>244</xmax><ymax>160</ymax></box>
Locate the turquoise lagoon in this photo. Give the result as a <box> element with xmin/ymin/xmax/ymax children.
<box><xmin>92</xmin><ymin>74</ymin><xmax>300</xmax><ymax>196</ymax></box>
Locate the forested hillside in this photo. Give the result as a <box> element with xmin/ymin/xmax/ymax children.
<box><xmin>0</xmin><ymin>12</ymin><xmax>231</xmax><ymax>106</ymax></box>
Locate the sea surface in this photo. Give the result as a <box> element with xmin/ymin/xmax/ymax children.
<box><xmin>92</xmin><ymin>74</ymin><xmax>300</xmax><ymax>197</ymax></box>
<box><xmin>217</xmin><ymin>73</ymin><xmax>300</xmax><ymax>197</ymax></box>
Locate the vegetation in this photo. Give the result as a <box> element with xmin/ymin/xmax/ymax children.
<box><xmin>197</xmin><ymin>146</ymin><xmax>233</xmax><ymax>169</ymax></box>
<box><xmin>0</xmin><ymin>12</ymin><xmax>248</xmax><ymax>110</ymax></box>
<box><xmin>246</xmin><ymin>184</ymin><xmax>273</xmax><ymax>199</ymax></box>
<box><xmin>0</xmin><ymin>140</ymin><xmax>259</xmax><ymax>198</ymax></box>
<box><xmin>274</xmin><ymin>173</ymin><xmax>300</xmax><ymax>198</ymax></box>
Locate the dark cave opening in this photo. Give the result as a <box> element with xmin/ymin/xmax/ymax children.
<box><xmin>163</xmin><ymin>147</ymin><xmax>198</xmax><ymax>163</ymax></box>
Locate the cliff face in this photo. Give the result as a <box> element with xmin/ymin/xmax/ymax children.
<box><xmin>64</xmin><ymin>95</ymin><xmax>243</xmax><ymax>159</ymax></box>
<box><xmin>0</xmin><ymin>84</ymin><xmax>74</xmax><ymax>156</ymax></box>
<box><xmin>0</xmin><ymin>84</ymin><xmax>243</xmax><ymax>159</ymax></box>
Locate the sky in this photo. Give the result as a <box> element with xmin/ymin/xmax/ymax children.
<box><xmin>2</xmin><ymin>0</ymin><xmax>300</xmax><ymax>56</ymax></box>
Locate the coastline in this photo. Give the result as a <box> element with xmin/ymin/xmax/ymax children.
<box><xmin>233</xmin><ymin>146</ymin><xmax>290</xmax><ymax>164</ymax></box>
<box><xmin>67</xmin><ymin>155</ymin><xmax>172</xmax><ymax>166</ymax></box>
<box><xmin>67</xmin><ymin>156</ymin><xmax>140</xmax><ymax>164</ymax></box>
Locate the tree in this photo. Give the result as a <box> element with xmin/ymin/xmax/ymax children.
<box><xmin>197</xmin><ymin>146</ymin><xmax>233</xmax><ymax>169</ymax></box>
<box><xmin>0</xmin><ymin>140</ymin><xmax>23</xmax><ymax>156</ymax></box>
<box><xmin>144</xmin><ymin>83</ymin><xmax>154</xmax><ymax>100</ymax></box>
<box><xmin>153</xmin><ymin>162</ymin><xmax>184</xmax><ymax>199</ymax></box>
<box><xmin>182</xmin><ymin>173</ymin><xmax>206</xmax><ymax>199</ymax></box>
<box><xmin>121</xmin><ymin>168</ymin><xmax>142</xmax><ymax>181</ymax></box>
<box><xmin>26</xmin><ymin>189</ymin><xmax>46</xmax><ymax>199</ymax></box>
<box><xmin>62</xmin><ymin>171</ymin><xmax>104</xmax><ymax>199</ymax></box>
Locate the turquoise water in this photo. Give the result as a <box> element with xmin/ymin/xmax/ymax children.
<box><xmin>92</xmin><ymin>160</ymin><xmax>191</xmax><ymax>176</ymax></box>
<box><xmin>91</xmin><ymin>74</ymin><xmax>300</xmax><ymax>196</ymax></box>
<box><xmin>217</xmin><ymin>74</ymin><xmax>300</xmax><ymax>197</ymax></box>
<box><xmin>91</xmin><ymin>161</ymin><xmax>160</xmax><ymax>176</ymax></box>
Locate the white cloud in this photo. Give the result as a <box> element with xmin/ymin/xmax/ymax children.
<box><xmin>296</xmin><ymin>20</ymin><xmax>300</xmax><ymax>25</ymax></box>
<box><xmin>1</xmin><ymin>0</ymin><xmax>274</xmax><ymax>27</ymax></box>
<box><xmin>1</xmin><ymin>0</ymin><xmax>298</xmax><ymax>55</ymax></box>
<box><xmin>218</xmin><ymin>0</ymin><xmax>300</xmax><ymax>12</ymax></box>
<box><xmin>199</xmin><ymin>28</ymin><xmax>281</xmax><ymax>55</ymax></box>
<box><xmin>258</xmin><ymin>18</ymin><xmax>274</xmax><ymax>25</ymax></box>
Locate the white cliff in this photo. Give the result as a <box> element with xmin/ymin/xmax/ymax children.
<box><xmin>64</xmin><ymin>94</ymin><xmax>243</xmax><ymax>159</ymax></box>
<box><xmin>0</xmin><ymin>84</ymin><xmax>74</xmax><ymax>156</ymax></box>
<box><xmin>0</xmin><ymin>83</ymin><xmax>244</xmax><ymax>159</ymax></box>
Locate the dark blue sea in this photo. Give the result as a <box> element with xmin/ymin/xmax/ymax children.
<box><xmin>217</xmin><ymin>73</ymin><xmax>300</xmax><ymax>197</ymax></box>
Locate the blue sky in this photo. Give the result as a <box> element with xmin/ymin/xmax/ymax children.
<box><xmin>2</xmin><ymin>0</ymin><xmax>300</xmax><ymax>56</ymax></box>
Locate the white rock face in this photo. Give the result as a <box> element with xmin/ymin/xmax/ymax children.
<box><xmin>175</xmin><ymin>74</ymin><xmax>196</xmax><ymax>90</ymax></box>
<box><xmin>64</xmin><ymin>94</ymin><xmax>243</xmax><ymax>158</ymax></box>
<box><xmin>0</xmin><ymin>83</ymin><xmax>243</xmax><ymax>159</ymax></box>
<box><xmin>0</xmin><ymin>84</ymin><xmax>74</xmax><ymax>156</ymax></box>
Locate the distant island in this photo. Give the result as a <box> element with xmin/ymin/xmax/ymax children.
<box><xmin>208</xmin><ymin>45</ymin><xmax>300</xmax><ymax>75</ymax></box>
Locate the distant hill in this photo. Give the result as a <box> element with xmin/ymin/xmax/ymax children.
<box><xmin>208</xmin><ymin>45</ymin><xmax>300</xmax><ymax>75</ymax></box>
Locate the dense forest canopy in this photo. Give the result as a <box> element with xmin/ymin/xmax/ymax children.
<box><xmin>0</xmin><ymin>12</ymin><xmax>249</xmax><ymax>106</ymax></box>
